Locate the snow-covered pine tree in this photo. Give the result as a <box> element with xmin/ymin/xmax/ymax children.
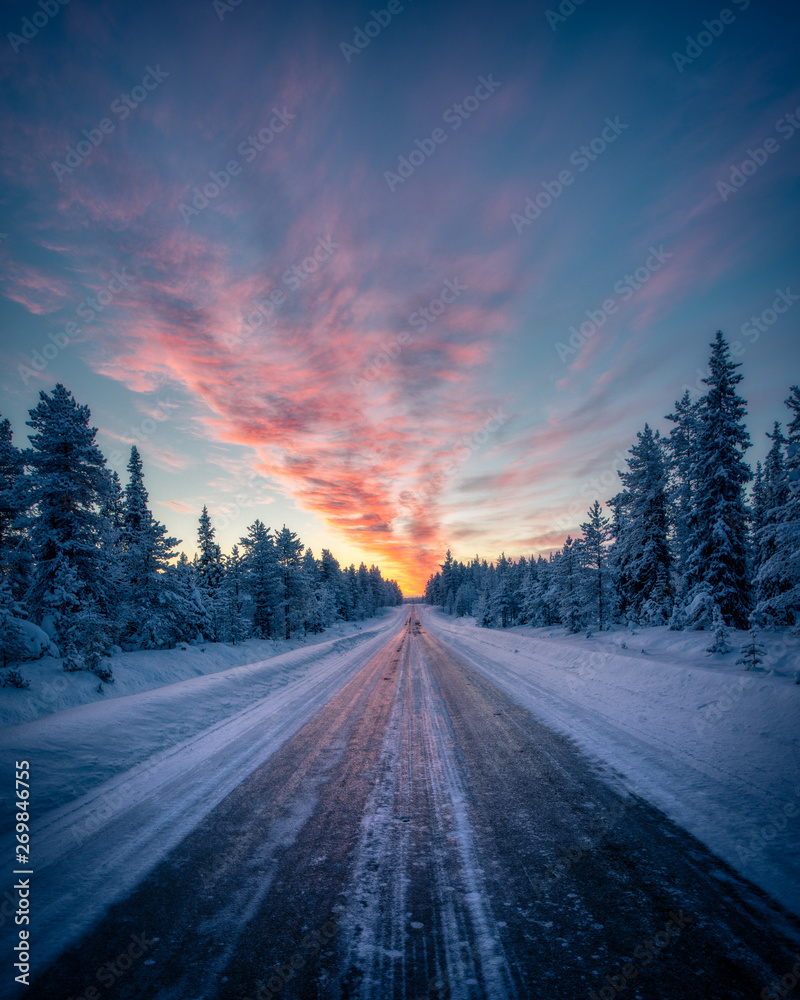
<box><xmin>0</xmin><ymin>413</ymin><xmax>31</xmax><ymax>611</ymax></box>
<box><xmin>343</xmin><ymin>564</ymin><xmax>358</xmax><ymax>621</ymax></box>
<box><xmin>218</xmin><ymin>544</ymin><xmax>250</xmax><ymax>644</ymax></box>
<box><xmin>240</xmin><ymin>520</ymin><xmax>280</xmax><ymax>639</ymax></box>
<box><xmin>319</xmin><ymin>548</ymin><xmax>352</xmax><ymax>622</ymax></box>
<box><xmin>518</xmin><ymin>559</ymin><xmax>539</xmax><ymax>625</ymax></box>
<box><xmin>454</xmin><ymin>579</ymin><xmax>477</xmax><ymax>617</ymax></box>
<box><xmin>195</xmin><ymin>506</ymin><xmax>224</xmax><ymax>639</ymax></box>
<box><xmin>706</xmin><ymin>604</ymin><xmax>732</xmax><ymax>654</ymax></box>
<box><xmin>23</xmin><ymin>385</ymin><xmax>114</xmax><ymax>666</ymax></box>
<box><xmin>665</xmin><ymin>390</ymin><xmax>699</xmax><ymax>584</ymax></box>
<box><xmin>302</xmin><ymin>549</ymin><xmax>336</xmax><ymax>634</ymax></box>
<box><xmin>354</xmin><ymin>562</ymin><xmax>375</xmax><ymax>621</ymax></box>
<box><xmin>473</xmin><ymin>577</ymin><xmax>495</xmax><ymax>628</ymax></box>
<box><xmin>753</xmin><ymin>423</ymin><xmax>793</xmax><ymax>626</ymax></box>
<box><xmin>96</xmin><ymin>468</ymin><xmax>128</xmax><ymax>637</ymax></box>
<box><xmin>161</xmin><ymin>552</ymin><xmax>209</xmax><ymax>644</ymax></box>
<box><xmin>750</xmin><ymin>461</ymin><xmax>766</xmax><ymax>584</ymax></box>
<box><xmin>684</xmin><ymin>333</ymin><xmax>752</xmax><ymax>629</ymax></box>
<box><xmin>558</xmin><ymin>535</ymin><xmax>583</xmax><ymax>633</ymax></box>
<box><xmin>615</xmin><ymin>425</ymin><xmax>674</xmax><ymax>624</ymax></box>
<box><xmin>440</xmin><ymin>549</ymin><xmax>456</xmax><ymax>614</ymax></box>
<box><xmin>490</xmin><ymin>553</ymin><xmax>514</xmax><ymax>627</ymax></box>
<box><xmin>101</xmin><ymin>470</ymin><xmax>125</xmax><ymax>532</ymax></box>
<box><xmin>196</xmin><ymin>505</ymin><xmax>224</xmax><ymax>590</ymax></box>
<box><xmin>580</xmin><ymin>501</ymin><xmax>612</xmax><ymax>630</ymax></box>
<box><xmin>768</xmin><ymin>386</ymin><xmax>800</xmax><ymax>630</ymax></box>
<box><xmin>540</xmin><ymin>554</ymin><xmax>562</xmax><ymax>626</ymax></box>
<box><xmin>276</xmin><ymin>525</ymin><xmax>305</xmax><ymax>637</ymax></box>
<box><xmin>120</xmin><ymin>446</ymin><xmax>180</xmax><ymax>646</ymax></box>
<box><xmin>736</xmin><ymin>630</ymin><xmax>766</xmax><ymax>670</ymax></box>
<box><xmin>608</xmin><ymin>488</ymin><xmax>634</xmax><ymax>624</ymax></box>
<box><xmin>0</xmin><ymin>578</ymin><xmax>30</xmax><ymax>667</ymax></box>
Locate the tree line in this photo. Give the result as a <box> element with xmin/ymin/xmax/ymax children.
<box><xmin>0</xmin><ymin>384</ymin><xmax>402</xmax><ymax>681</ymax></box>
<box><xmin>425</xmin><ymin>333</ymin><xmax>799</xmax><ymax>634</ymax></box>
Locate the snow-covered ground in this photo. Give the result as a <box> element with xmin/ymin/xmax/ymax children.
<box><xmin>420</xmin><ymin>606</ymin><xmax>800</xmax><ymax>918</ymax></box>
<box><xmin>0</xmin><ymin>608</ymin><xmax>406</xmax><ymax>974</ymax></box>
<box><xmin>0</xmin><ymin>616</ymin><xmax>391</xmax><ymax>729</ymax></box>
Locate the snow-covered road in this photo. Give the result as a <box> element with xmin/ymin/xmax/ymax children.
<box><xmin>10</xmin><ymin>606</ymin><xmax>799</xmax><ymax>1000</ymax></box>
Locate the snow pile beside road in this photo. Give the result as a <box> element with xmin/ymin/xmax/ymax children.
<box><xmin>420</xmin><ymin>607</ymin><xmax>800</xmax><ymax>917</ymax></box>
<box><xmin>0</xmin><ymin>613</ymin><xmax>392</xmax><ymax>728</ymax></box>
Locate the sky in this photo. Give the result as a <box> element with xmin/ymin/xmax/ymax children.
<box><xmin>0</xmin><ymin>0</ymin><xmax>798</xmax><ymax>595</ymax></box>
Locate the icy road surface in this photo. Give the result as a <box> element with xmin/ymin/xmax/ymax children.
<box><xmin>11</xmin><ymin>607</ymin><xmax>800</xmax><ymax>999</ymax></box>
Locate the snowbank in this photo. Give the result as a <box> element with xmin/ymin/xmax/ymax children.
<box><xmin>0</xmin><ymin>614</ymin><xmax>392</xmax><ymax>728</ymax></box>
<box><xmin>420</xmin><ymin>607</ymin><xmax>800</xmax><ymax>917</ymax></box>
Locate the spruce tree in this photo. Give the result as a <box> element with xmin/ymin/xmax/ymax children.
<box><xmin>0</xmin><ymin>414</ymin><xmax>29</xmax><ymax>606</ymax></box>
<box><xmin>218</xmin><ymin>545</ymin><xmax>250</xmax><ymax>644</ymax></box>
<box><xmin>615</xmin><ymin>425</ymin><xmax>673</xmax><ymax>623</ymax></box>
<box><xmin>558</xmin><ymin>536</ymin><xmax>583</xmax><ymax>633</ymax></box>
<box><xmin>121</xmin><ymin>446</ymin><xmax>180</xmax><ymax>646</ymax></box>
<box><xmin>195</xmin><ymin>506</ymin><xmax>224</xmax><ymax>638</ymax></box>
<box><xmin>753</xmin><ymin>424</ymin><xmax>793</xmax><ymax>625</ymax></box>
<box><xmin>608</xmin><ymin>488</ymin><xmax>634</xmax><ymax>623</ymax></box>
<box><xmin>665</xmin><ymin>391</ymin><xmax>699</xmax><ymax>583</ymax></box>
<box><xmin>580</xmin><ymin>501</ymin><xmax>612</xmax><ymax>629</ymax></box>
<box><xmin>23</xmin><ymin>385</ymin><xmax>114</xmax><ymax>661</ymax></box>
<box><xmin>750</xmin><ymin>461</ymin><xmax>766</xmax><ymax>583</ymax></box>
<box><xmin>276</xmin><ymin>525</ymin><xmax>304</xmax><ymax>637</ymax></box>
<box><xmin>770</xmin><ymin>387</ymin><xmax>800</xmax><ymax>628</ymax></box>
<box><xmin>684</xmin><ymin>333</ymin><xmax>752</xmax><ymax>629</ymax></box>
<box><xmin>240</xmin><ymin>520</ymin><xmax>280</xmax><ymax>638</ymax></box>
<box><xmin>736</xmin><ymin>630</ymin><xmax>766</xmax><ymax>670</ymax></box>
